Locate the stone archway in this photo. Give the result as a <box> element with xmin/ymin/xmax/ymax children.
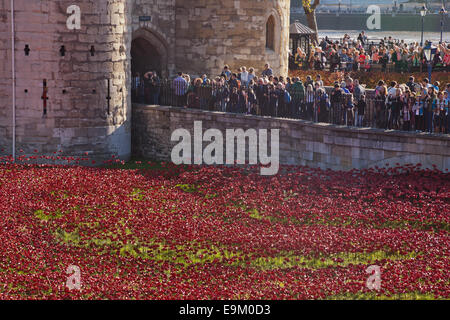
<box><xmin>131</xmin><ymin>28</ymin><xmax>169</xmax><ymax>79</ymax></box>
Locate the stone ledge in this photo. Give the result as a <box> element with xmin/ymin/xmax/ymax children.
<box><xmin>133</xmin><ymin>104</ymin><xmax>450</xmax><ymax>142</ymax></box>
<box><xmin>132</xmin><ymin>104</ymin><xmax>450</xmax><ymax>172</ymax></box>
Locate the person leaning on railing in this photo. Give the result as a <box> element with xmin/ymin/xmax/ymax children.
<box><xmin>276</xmin><ymin>83</ymin><xmax>288</xmax><ymax>118</ymax></box>
<box><xmin>339</xmin><ymin>83</ymin><xmax>353</xmax><ymax>126</ymax></box>
<box><xmin>402</xmin><ymin>89</ymin><xmax>414</xmax><ymax>132</ymax></box>
<box><xmin>386</xmin><ymin>82</ymin><xmax>397</xmax><ymax>129</ymax></box>
<box><xmin>263</xmin><ymin>79</ymin><xmax>271</xmax><ymax>117</ymax></box>
<box><xmin>254</xmin><ymin>78</ymin><xmax>265</xmax><ymax>116</ymax></box>
<box><xmin>186</xmin><ymin>78</ymin><xmax>201</xmax><ymax>109</ymax></box>
<box><xmin>316</xmin><ymin>88</ymin><xmax>329</xmax><ymax>124</ymax></box>
<box><xmin>200</xmin><ymin>79</ymin><xmax>214</xmax><ymax>111</ymax></box>
<box><xmin>132</xmin><ymin>72</ymin><xmax>141</xmax><ymax>103</ymax></box>
<box><xmin>355</xmin><ymin>94</ymin><xmax>366</xmax><ymax>127</ymax></box>
<box><xmin>434</xmin><ymin>91</ymin><xmax>446</xmax><ymax>134</ymax></box>
<box><xmin>238</xmin><ymin>86</ymin><xmax>248</xmax><ymax>114</ymax></box>
<box><xmin>444</xmin><ymin>91</ymin><xmax>450</xmax><ymax>134</ymax></box>
<box><xmin>268</xmin><ymin>84</ymin><xmax>278</xmax><ymax>117</ymax></box>
<box><xmin>288</xmin><ymin>78</ymin><xmax>305</xmax><ymax>120</ymax></box>
<box><xmin>172</xmin><ymin>72</ymin><xmax>188</xmax><ymax>108</ymax></box>
<box><xmin>216</xmin><ymin>77</ymin><xmax>230</xmax><ymax>112</ymax></box>
<box><xmin>374</xmin><ymin>80</ymin><xmax>388</xmax><ymax>129</ymax></box>
<box><xmin>145</xmin><ymin>72</ymin><xmax>160</xmax><ymax>105</ymax></box>
<box><xmin>304</xmin><ymin>84</ymin><xmax>314</xmax><ymax>121</ymax></box>
<box><xmin>330</xmin><ymin>83</ymin><xmax>343</xmax><ymax>125</ymax></box>
<box><xmin>248</xmin><ymin>87</ymin><xmax>258</xmax><ymax>115</ymax></box>
<box><xmin>412</xmin><ymin>92</ymin><xmax>423</xmax><ymax>132</ymax></box>
<box><xmin>422</xmin><ymin>86</ymin><xmax>437</xmax><ymax>134</ymax></box>
<box><xmin>392</xmin><ymin>87</ymin><xmax>403</xmax><ymax>130</ymax></box>
<box><xmin>143</xmin><ymin>71</ymin><xmax>153</xmax><ymax>104</ymax></box>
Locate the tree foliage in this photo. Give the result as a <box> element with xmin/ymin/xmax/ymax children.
<box><xmin>302</xmin><ymin>0</ymin><xmax>320</xmax><ymax>14</ymax></box>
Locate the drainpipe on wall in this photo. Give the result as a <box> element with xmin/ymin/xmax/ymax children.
<box><xmin>10</xmin><ymin>0</ymin><xmax>16</xmax><ymax>160</ymax></box>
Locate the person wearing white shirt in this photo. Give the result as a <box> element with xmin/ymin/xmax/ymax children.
<box><xmin>240</xmin><ymin>66</ymin><xmax>249</xmax><ymax>87</ymax></box>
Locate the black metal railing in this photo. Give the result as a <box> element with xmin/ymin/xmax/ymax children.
<box><xmin>131</xmin><ymin>80</ymin><xmax>449</xmax><ymax>134</ymax></box>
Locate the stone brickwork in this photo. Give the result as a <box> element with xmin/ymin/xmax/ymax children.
<box><xmin>0</xmin><ymin>0</ymin><xmax>131</xmax><ymax>160</ymax></box>
<box><xmin>174</xmin><ymin>0</ymin><xmax>291</xmax><ymax>78</ymax></box>
<box><xmin>132</xmin><ymin>104</ymin><xmax>450</xmax><ymax>172</ymax></box>
<box><xmin>0</xmin><ymin>0</ymin><xmax>290</xmax><ymax>160</ymax></box>
<box><xmin>130</xmin><ymin>0</ymin><xmax>176</xmax><ymax>78</ymax></box>
<box><xmin>129</xmin><ymin>0</ymin><xmax>291</xmax><ymax>78</ymax></box>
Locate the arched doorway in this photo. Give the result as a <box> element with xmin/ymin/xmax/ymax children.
<box><xmin>131</xmin><ymin>38</ymin><xmax>162</xmax><ymax>77</ymax></box>
<box><xmin>131</xmin><ymin>28</ymin><xmax>169</xmax><ymax>79</ymax></box>
<box><xmin>130</xmin><ymin>28</ymin><xmax>170</xmax><ymax>104</ymax></box>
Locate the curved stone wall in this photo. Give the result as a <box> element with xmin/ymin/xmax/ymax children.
<box><xmin>132</xmin><ymin>104</ymin><xmax>450</xmax><ymax>172</ymax></box>
<box><xmin>173</xmin><ymin>0</ymin><xmax>291</xmax><ymax>77</ymax></box>
<box><xmin>1</xmin><ymin>0</ymin><xmax>291</xmax><ymax>161</ymax></box>
<box><xmin>0</xmin><ymin>0</ymin><xmax>131</xmax><ymax>160</ymax></box>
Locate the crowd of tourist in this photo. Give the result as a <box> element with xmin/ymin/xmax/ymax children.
<box><xmin>373</xmin><ymin>77</ymin><xmax>450</xmax><ymax>134</ymax></box>
<box><xmin>291</xmin><ymin>33</ymin><xmax>450</xmax><ymax>73</ymax></box>
<box><xmin>132</xmin><ymin>64</ymin><xmax>450</xmax><ymax>134</ymax></box>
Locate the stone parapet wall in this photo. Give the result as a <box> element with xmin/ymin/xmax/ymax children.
<box><xmin>132</xmin><ymin>104</ymin><xmax>450</xmax><ymax>171</ymax></box>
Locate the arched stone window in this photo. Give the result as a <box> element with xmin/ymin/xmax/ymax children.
<box><xmin>266</xmin><ymin>15</ymin><xmax>275</xmax><ymax>50</ymax></box>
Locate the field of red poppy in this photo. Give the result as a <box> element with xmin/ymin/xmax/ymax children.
<box><xmin>0</xmin><ymin>158</ymin><xmax>448</xmax><ymax>300</ymax></box>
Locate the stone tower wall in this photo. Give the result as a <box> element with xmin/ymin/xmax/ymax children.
<box><xmin>174</xmin><ymin>0</ymin><xmax>291</xmax><ymax>78</ymax></box>
<box><xmin>0</xmin><ymin>0</ymin><xmax>131</xmax><ymax>160</ymax></box>
<box><xmin>129</xmin><ymin>0</ymin><xmax>176</xmax><ymax>78</ymax></box>
<box><xmin>128</xmin><ymin>0</ymin><xmax>291</xmax><ymax>78</ymax></box>
<box><xmin>0</xmin><ymin>0</ymin><xmax>291</xmax><ymax>161</ymax></box>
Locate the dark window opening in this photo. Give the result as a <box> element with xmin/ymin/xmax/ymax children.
<box><xmin>266</xmin><ymin>16</ymin><xmax>275</xmax><ymax>50</ymax></box>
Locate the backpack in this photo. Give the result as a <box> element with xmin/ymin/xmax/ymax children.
<box><xmin>284</xmin><ymin>91</ymin><xmax>292</xmax><ymax>104</ymax></box>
